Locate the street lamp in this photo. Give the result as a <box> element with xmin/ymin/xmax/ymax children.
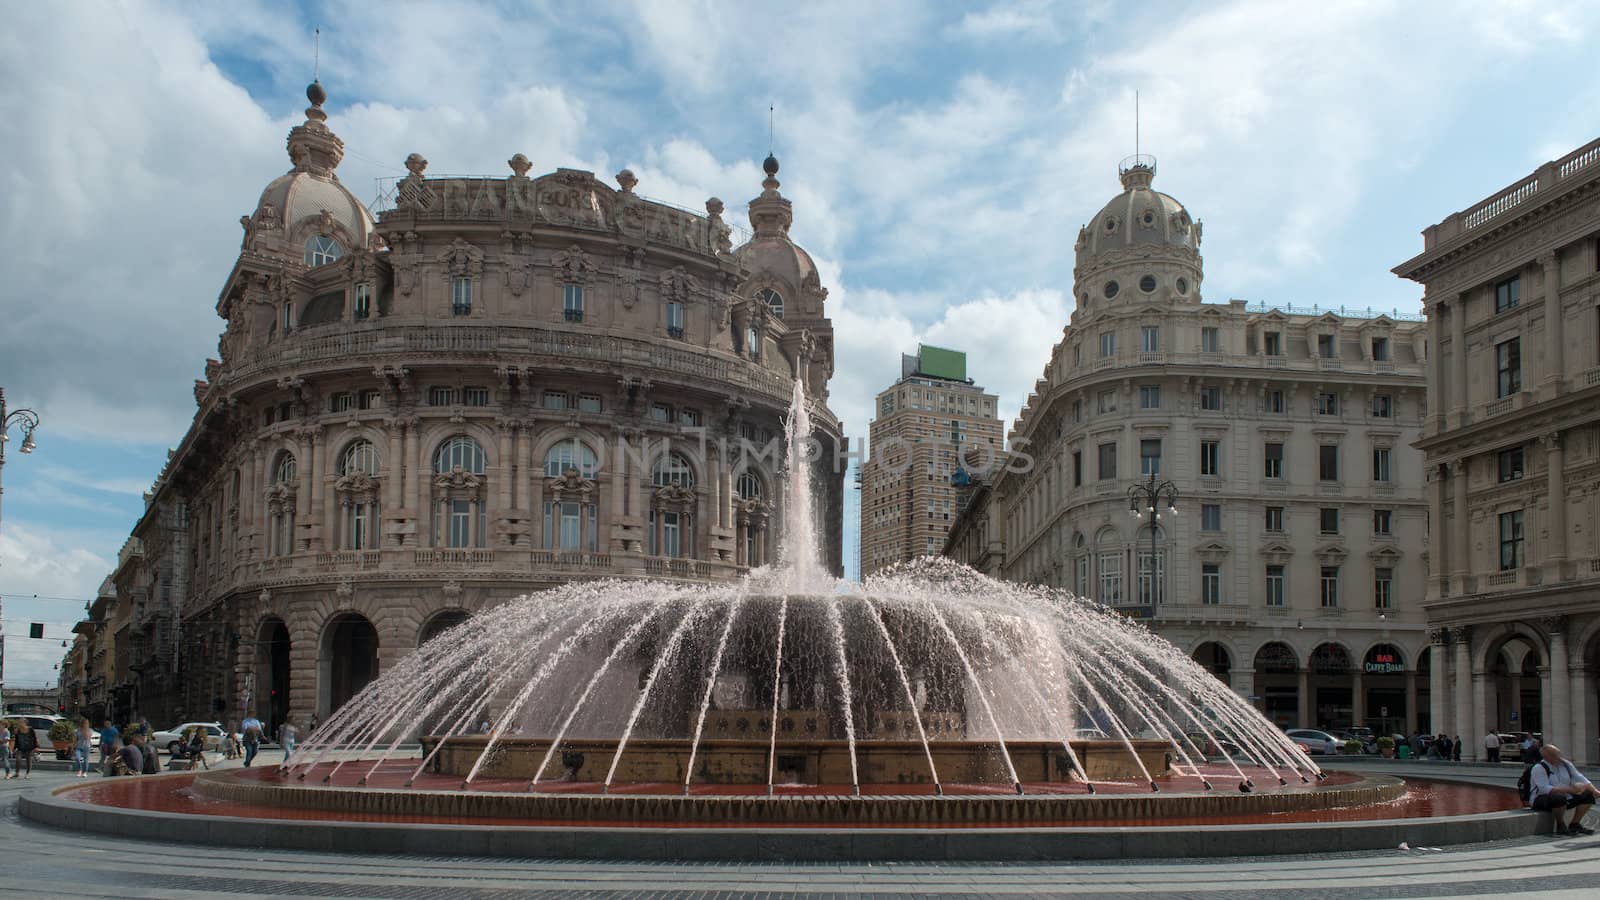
<box><xmin>1127</xmin><ymin>470</ymin><xmax>1178</xmax><ymax>613</ymax></box>
<box><xmin>1</xmin><ymin>386</ymin><xmax>42</xmax><ymax>714</ymax></box>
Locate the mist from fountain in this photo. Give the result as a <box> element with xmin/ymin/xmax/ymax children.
<box><xmin>285</xmin><ymin>378</ymin><xmax>1322</xmax><ymax>795</ymax></box>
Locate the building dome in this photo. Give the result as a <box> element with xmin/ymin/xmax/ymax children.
<box><xmin>253</xmin><ymin>170</ymin><xmax>375</xmax><ymax>249</ymax></box>
<box><xmin>243</xmin><ymin>81</ymin><xmax>375</xmax><ymax>258</ymax></box>
<box><xmin>1077</xmin><ymin>157</ymin><xmax>1198</xmax><ymax>261</ymax></box>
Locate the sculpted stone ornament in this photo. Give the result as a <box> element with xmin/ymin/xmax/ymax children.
<box><xmin>552</xmin><ymin>244</ymin><xmax>597</xmax><ymax>284</ymax></box>
<box><xmin>438</xmin><ymin>238</ymin><xmax>484</xmax><ymax>280</ymax></box>
<box><xmin>654</xmin><ymin>482</ymin><xmax>696</xmax><ymax>510</ymax></box>
<box><xmin>396</xmin><ymin>153</ymin><xmax>434</xmax><ymax>211</ymax></box>
<box><xmin>619</xmin><ymin>248</ymin><xmax>646</xmax><ymax>309</ymax></box>
<box><xmin>660</xmin><ymin>265</ymin><xmax>697</xmax><ymax>302</ymax></box>
<box><xmin>508</xmin><ymin>153</ymin><xmax>532</xmax><ymax>178</ymax></box>
<box><xmin>546</xmin><ymin>467</ymin><xmax>596</xmax><ymax>502</ymax></box>
<box><xmin>706</xmin><ymin>197</ymin><xmax>733</xmax><ymax>255</ymax></box>
<box><xmin>615</xmin><ymin>169</ymin><xmax>638</xmax><ymax>193</ymax></box>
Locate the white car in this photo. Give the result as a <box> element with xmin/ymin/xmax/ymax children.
<box><xmin>1285</xmin><ymin>728</ymin><xmax>1341</xmax><ymax>755</ymax></box>
<box><xmin>151</xmin><ymin>722</ymin><xmax>231</xmax><ymax>754</ymax></box>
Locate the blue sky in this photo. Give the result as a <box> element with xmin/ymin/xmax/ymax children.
<box><xmin>2</xmin><ymin>0</ymin><xmax>1598</xmax><ymax>686</ymax></box>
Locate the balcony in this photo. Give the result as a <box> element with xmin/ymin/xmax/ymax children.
<box><xmin>1484</xmin><ymin>395</ymin><xmax>1517</xmax><ymax>418</ymax></box>
<box><xmin>666</xmin><ymin>326</ymin><xmax>685</xmax><ymax>339</ymax></box>
<box><xmin>413</xmin><ymin>548</ymin><xmax>497</xmax><ymax>566</ymax></box>
<box><xmin>563</xmin><ymin>308</ymin><xmax>584</xmax><ymax>323</ymax></box>
<box><xmin>530</xmin><ymin>550</ymin><xmax>613</xmax><ymax>571</ymax></box>
<box><xmin>645</xmin><ymin>556</ymin><xmax>704</xmax><ymax>578</ymax></box>
<box><xmin>315</xmin><ymin>551</ymin><xmax>382</xmax><ymax>572</ymax></box>
<box><xmin>1137</xmin><ymin>352</ymin><xmax>1166</xmax><ymax>365</ymax></box>
<box><xmin>1316</xmin><ymin>357</ymin><xmax>1343</xmax><ymax>372</ymax></box>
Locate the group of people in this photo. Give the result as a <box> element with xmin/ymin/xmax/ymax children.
<box><xmin>1402</xmin><ymin>732</ymin><xmax>1465</xmax><ymax>760</ymax></box>
<box><xmin>1480</xmin><ymin>730</ymin><xmax>1551</xmax><ymax>764</ymax></box>
<box><xmin>0</xmin><ymin>719</ymin><xmax>40</xmax><ymax>778</ymax></box>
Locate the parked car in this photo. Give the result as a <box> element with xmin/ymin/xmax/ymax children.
<box><xmin>11</xmin><ymin>714</ymin><xmax>66</xmax><ymax>758</ymax></box>
<box><xmin>1347</xmin><ymin>726</ymin><xmax>1378</xmax><ymax>754</ymax></box>
<box><xmin>1285</xmin><ymin>728</ymin><xmax>1341</xmax><ymax>755</ymax></box>
<box><xmin>151</xmin><ymin>722</ymin><xmax>233</xmax><ymax>754</ymax></box>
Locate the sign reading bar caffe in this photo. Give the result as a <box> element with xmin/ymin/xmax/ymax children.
<box><xmin>1364</xmin><ymin>645</ymin><xmax>1405</xmax><ymax>675</ymax></box>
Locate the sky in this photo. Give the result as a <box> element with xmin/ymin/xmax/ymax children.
<box><xmin>1</xmin><ymin>0</ymin><xmax>1597</xmax><ymax>688</ymax></box>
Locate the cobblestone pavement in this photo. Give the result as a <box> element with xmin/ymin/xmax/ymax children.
<box><xmin>3</xmin><ymin>763</ymin><xmax>1597</xmax><ymax>898</ymax></box>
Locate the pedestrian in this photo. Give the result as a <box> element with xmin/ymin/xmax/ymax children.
<box><xmin>140</xmin><ymin>732</ymin><xmax>161</xmax><ymax>775</ymax></box>
<box><xmin>115</xmin><ymin>734</ymin><xmax>143</xmax><ymax>776</ymax></box>
<box><xmin>1452</xmin><ymin>735</ymin><xmax>1462</xmax><ymax>762</ymax></box>
<box><xmin>98</xmin><ymin>719</ymin><xmax>120</xmax><ymax>775</ymax></box>
<box><xmin>279</xmin><ymin>720</ymin><xmax>299</xmax><ymax>761</ymax></box>
<box><xmin>1482</xmin><ymin>730</ymin><xmax>1501</xmax><ymax>763</ymax></box>
<box><xmin>241</xmin><ymin>712</ymin><xmax>264</xmax><ymax>767</ymax></box>
<box><xmin>185</xmin><ymin>727</ymin><xmax>210</xmax><ymax>770</ymax></box>
<box><xmin>1521</xmin><ymin>733</ymin><xmax>1540</xmax><ymax>764</ymax></box>
<box><xmin>73</xmin><ymin>720</ymin><xmax>94</xmax><ymax>777</ymax></box>
<box><xmin>1528</xmin><ymin>743</ymin><xmax>1598</xmax><ymax>836</ymax></box>
<box><xmin>0</xmin><ymin>720</ymin><xmax>12</xmax><ymax>778</ymax></box>
<box><xmin>12</xmin><ymin>720</ymin><xmax>37</xmax><ymax>778</ymax></box>
<box><xmin>308</xmin><ymin>713</ymin><xmax>319</xmax><ymax>734</ymax></box>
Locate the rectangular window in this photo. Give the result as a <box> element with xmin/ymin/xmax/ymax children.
<box><xmin>1136</xmin><ymin>549</ymin><xmax>1164</xmax><ymax>605</ymax></box>
<box><xmin>463</xmin><ymin>387</ymin><xmax>490</xmax><ymax>407</ymax></box>
<box><xmin>1140</xmin><ymin>439</ymin><xmax>1162</xmax><ymax>476</ymax></box>
<box><xmin>1201</xmin><ymin>563</ymin><xmax>1222</xmax><ymax>605</ymax></box>
<box><xmin>354</xmin><ymin>283</ymin><xmax>372</xmax><ymax>320</ymax></box>
<box><xmin>746</xmin><ymin>325</ymin><xmax>760</xmax><ymax>358</ymax></box>
<box><xmin>1320</xmin><ymin>507</ymin><xmax>1340</xmax><ymax>534</ymax></box>
<box><xmin>1199</xmin><ymin>386</ymin><xmax>1221</xmax><ymax>410</ymax></box>
<box><xmin>1266</xmin><ymin>565</ymin><xmax>1286</xmax><ymax>607</ymax></box>
<box><xmin>578</xmin><ymin>394</ymin><xmax>602</xmax><ymax>413</ymax></box>
<box><xmin>330</xmin><ymin>392</ymin><xmax>354</xmax><ymax>412</ymax></box>
<box><xmin>282</xmin><ymin>301</ymin><xmax>294</xmax><ymax>332</ymax></box>
<box><xmin>1073</xmin><ymin>344</ymin><xmax>1082</xmax><ymax>366</ymax></box>
<box><xmin>1097</xmin><ymin>390</ymin><xmax>1117</xmax><ymax>413</ymax></box>
<box><xmin>1496</xmin><ymin>337</ymin><xmax>1521</xmax><ymax>397</ymax></box>
<box><xmin>1201</xmin><ymin>503</ymin><xmax>1222</xmax><ymax>531</ymax></box>
<box><xmin>563</xmin><ymin>283</ymin><xmax>584</xmax><ymax>322</ymax></box>
<box><xmin>678</xmin><ymin>408</ymin><xmax>702</xmax><ymax>427</ymax></box>
<box><xmin>359</xmin><ymin>390</ymin><xmax>382</xmax><ymax>410</ymax></box>
<box><xmin>1371</xmin><ymin>394</ymin><xmax>1392</xmax><ymax>418</ymax></box>
<box><xmin>1264</xmin><ymin>442</ymin><xmax>1284</xmax><ymax>479</ymax></box>
<box><xmin>1267</xmin><ymin>389</ymin><xmax>1285</xmax><ymax>414</ymax></box>
<box><xmin>542</xmin><ymin>392</ymin><xmax>569</xmax><ymax>411</ymax></box>
<box><xmin>1098</xmin><ymin>552</ymin><xmax>1123</xmax><ymax>606</ymax></box>
<box><xmin>1320</xmin><ymin>566</ymin><xmax>1340</xmax><ymax>608</ymax></box>
<box><xmin>451</xmin><ymin>277</ymin><xmax>472</xmax><ymax>315</ymax></box>
<box><xmin>1371</xmin><ymin>336</ymin><xmax>1389</xmax><ymax>361</ymax></box>
<box><xmin>1202</xmin><ymin>326</ymin><xmax>1220</xmax><ymax>353</ymax></box>
<box><xmin>1373</xmin><ymin>508</ymin><xmax>1393</xmax><ymax>535</ymax></box>
<box><xmin>1372</xmin><ymin>447</ymin><xmax>1392</xmax><ymax>482</ymax></box>
<box><xmin>1374</xmin><ymin>568</ymin><xmax>1394</xmax><ymax>609</ymax></box>
<box><xmin>1199</xmin><ymin>440</ymin><xmax>1219</xmax><ymax>476</ymax></box>
<box><xmin>1139</xmin><ymin>385</ymin><xmax>1161</xmax><ymax>409</ymax></box>
<box><xmin>1141</xmin><ymin>326</ymin><xmax>1160</xmax><ymax>352</ymax></box>
<box><xmin>1317</xmin><ymin>334</ymin><xmax>1335</xmax><ymax>358</ymax></box>
<box><xmin>1317</xmin><ymin>392</ymin><xmax>1339</xmax><ymax>415</ymax></box>
<box><xmin>1319</xmin><ymin>444</ymin><xmax>1339</xmax><ymax>481</ymax></box>
<box><xmin>1498</xmin><ymin>510</ymin><xmax>1524</xmax><ymax>571</ymax></box>
<box><xmin>448</xmin><ymin>498</ymin><xmax>473</xmax><ymax>548</ymax></box>
<box><xmin>1264</xmin><ymin>506</ymin><xmax>1284</xmax><ymax>532</ymax></box>
<box><xmin>1264</xmin><ymin>331</ymin><xmax>1282</xmax><ymax>356</ymax></box>
<box><xmin>667</xmin><ymin>302</ymin><xmax>685</xmax><ymax>338</ymax></box>
<box><xmin>1097</xmin><ymin>442</ymin><xmax>1117</xmax><ymax>480</ymax></box>
<box><xmin>1072</xmin><ymin>450</ymin><xmax>1083</xmax><ymax>487</ymax></box>
<box><xmin>1100</xmin><ymin>331</ymin><xmax>1116</xmax><ymax>357</ymax></box>
<box><xmin>1498</xmin><ymin>446</ymin><xmax>1525</xmax><ymax>482</ymax></box>
<box><xmin>1072</xmin><ymin>399</ymin><xmax>1083</xmax><ymax>422</ymax></box>
<box><xmin>650</xmin><ymin>403</ymin><xmax>671</xmax><ymax>423</ymax></box>
<box><xmin>428</xmin><ymin>387</ymin><xmax>455</xmax><ymax>407</ymax></box>
<box><xmin>1495</xmin><ymin>274</ymin><xmax>1521</xmax><ymax>313</ymax></box>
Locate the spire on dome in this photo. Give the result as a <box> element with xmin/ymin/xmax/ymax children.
<box><xmin>286</xmin><ymin>79</ymin><xmax>345</xmax><ymax>177</ymax></box>
<box><xmin>748</xmin><ymin>153</ymin><xmax>792</xmax><ymax>237</ymax></box>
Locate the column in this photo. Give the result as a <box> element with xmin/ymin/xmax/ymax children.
<box><xmin>1509</xmin><ymin>672</ymin><xmax>1522</xmax><ymax>731</ymax></box>
<box><xmin>495</xmin><ymin>421</ymin><xmax>513</xmax><ymax>540</ymax></box>
<box><xmin>1405</xmin><ymin>669</ymin><xmax>1418</xmax><ymax>734</ymax></box>
<box><xmin>1540</xmin><ymin>666</ymin><xmax>1553</xmax><ymax>748</ymax></box>
<box><xmin>1427</xmin><ymin>296</ymin><xmax>1446</xmax><ymax>431</ymax></box>
<box><xmin>296</xmin><ymin>431</ymin><xmax>313</xmax><ymax>552</ymax></box>
<box><xmin>1431</xmin><ymin>630</ymin><xmax>1451</xmax><ymax>733</ymax></box>
<box><xmin>1549</xmin><ymin>618</ymin><xmax>1571</xmax><ymax>746</ymax></box>
<box><xmin>1571</xmin><ymin>664</ymin><xmax>1595</xmax><ymax>766</ymax></box>
<box><xmin>317</xmin><ymin>430</ymin><xmax>335</xmax><ymax>551</ymax></box>
<box><xmin>1449</xmin><ymin>294</ymin><xmax>1468</xmax><ymax>427</ymax></box>
<box><xmin>1351</xmin><ymin>670</ymin><xmax>1365</xmax><ymax>730</ymax></box>
<box><xmin>1541</xmin><ymin>252</ymin><xmax>1563</xmax><ymax>394</ymax></box>
<box><xmin>1543</xmin><ymin>432</ymin><xmax>1567</xmax><ymax>576</ymax></box>
<box><xmin>1453</xmin><ymin>633</ymin><xmax>1472</xmax><ymax>747</ymax></box>
<box><xmin>1451</xmin><ymin>459</ymin><xmax>1470</xmax><ymax>595</ymax></box>
<box><xmin>1297</xmin><ymin>668</ymin><xmax>1312</xmax><ymax>728</ymax></box>
<box><xmin>384</xmin><ymin>421</ymin><xmax>403</xmax><ymax>512</ymax></box>
<box><xmin>1470</xmin><ymin>672</ymin><xmax>1488</xmax><ymax>760</ymax></box>
<box><xmin>1427</xmin><ymin>465</ymin><xmax>1446</xmax><ymax>596</ymax></box>
<box><xmin>518</xmin><ymin>423</ymin><xmax>535</xmax><ymax>517</ymax></box>
<box><xmin>413</xmin><ymin>421</ymin><xmax>430</xmax><ymax>545</ymax></box>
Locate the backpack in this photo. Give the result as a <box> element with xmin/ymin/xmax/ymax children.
<box><xmin>1518</xmin><ymin>760</ymin><xmax>1553</xmax><ymax>804</ymax></box>
<box><xmin>244</xmin><ymin>722</ymin><xmax>262</xmax><ymax>743</ymax></box>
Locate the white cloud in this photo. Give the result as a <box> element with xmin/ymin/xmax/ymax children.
<box><xmin>0</xmin><ymin>522</ymin><xmax>116</xmax><ymax>685</ymax></box>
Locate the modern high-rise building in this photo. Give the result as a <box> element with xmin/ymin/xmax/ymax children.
<box><xmin>1393</xmin><ymin>136</ymin><xmax>1600</xmax><ymax>764</ymax></box>
<box><xmin>943</xmin><ymin>156</ymin><xmax>1430</xmax><ymax>734</ymax></box>
<box><xmin>859</xmin><ymin>346</ymin><xmax>1002</xmax><ymax>577</ymax></box>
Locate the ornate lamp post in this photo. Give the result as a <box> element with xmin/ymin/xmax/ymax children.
<box><xmin>1126</xmin><ymin>470</ymin><xmax>1177</xmax><ymax>616</ymax></box>
<box><xmin>1</xmin><ymin>387</ymin><xmax>42</xmax><ymax>713</ymax></box>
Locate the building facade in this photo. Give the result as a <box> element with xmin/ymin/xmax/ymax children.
<box><xmin>859</xmin><ymin>346</ymin><xmax>1002</xmax><ymax>577</ymax></box>
<box><xmin>63</xmin><ymin>82</ymin><xmax>844</xmax><ymax>735</ymax></box>
<box><xmin>1394</xmin><ymin>136</ymin><xmax>1600</xmax><ymax>764</ymax></box>
<box><xmin>945</xmin><ymin>157</ymin><xmax>1430</xmax><ymax>734</ymax></box>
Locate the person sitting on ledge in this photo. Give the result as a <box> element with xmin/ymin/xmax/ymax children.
<box><xmin>1530</xmin><ymin>744</ymin><xmax>1596</xmax><ymax>836</ymax></box>
<box><xmin>114</xmin><ymin>734</ymin><xmax>144</xmax><ymax>776</ymax></box>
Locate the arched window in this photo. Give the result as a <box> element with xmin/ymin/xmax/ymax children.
<box><xmin>756</xmin><ymin>287</ymin><xmax>784</xmax><ymax>319</ymax></box>
<box><xmin>274</xmin><ymin>452</ymin><xmax>298</xmax><ymax>484</ymax></box>
<box><xmin>543</xmin><ymin>439</ymin><xmax>598</xmax><ymax>478</ymax></box>
<box><xmin>434</xmin><ymin>435</ymin><xmax>486</xmax><ymax>474</ymax></box>
<box><xmin>304</xmin><ymin>235</ymin><xmax>343</xmax><ymax>267</ymax></box>
<box><xmin>340</xmin><ymin>439</ymin><xmax>379</xmax><ymax>476</ymax></box>
<box><xmin>652</xmin><ymin>452</ymin><xmax>695</xmax><ymax>488</ymax></box>
<box><xmin>736</xmin><ymin>470</ymin><xmax>763</xmax><ymax>500</ymax></box>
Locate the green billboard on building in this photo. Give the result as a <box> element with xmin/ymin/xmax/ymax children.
<box><xmin>917</xmin><ymin>344</ymin><xmax>967</xmax><ymax>382</ymax></box>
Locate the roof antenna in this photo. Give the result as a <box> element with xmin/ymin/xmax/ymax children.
<box><xmin>768</xmin><ymin>103</ymin><xmax>775</xmax><ymax>155</ymax></box>
<box><xmin>313</xmin><ymin>26</ymin><xmax>321</xmax><ymax>81</ymax></box>
<box><xmin>1135</xmin><ymin>89</ymin><xmax>1140</xmax><ymax>158</ymax></box>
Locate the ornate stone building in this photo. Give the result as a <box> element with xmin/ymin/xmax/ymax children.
<box><xmin>76</xmin><ymin>82</ymin><xmax>844</xmax><ymax>734</ymax></box>
<box><xmin>1394</xmin><ymin>137</ymin><xmax>1600</xmax><ymax>764</ymax></box>
<box><xmin>859</xmin><ymin>346</ymin><xmax>1002</xmax><ymax>577</ymax></box>
<box><xmin>944</xmin><ymin>156</ymin><xmax>1430</xmax><ymax>734</ymax></box>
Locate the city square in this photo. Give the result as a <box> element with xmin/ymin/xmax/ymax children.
<box><xmin>3</xmin><ymin>1</ymin><xmax>1600</xmax><ymax>896</ymax></box>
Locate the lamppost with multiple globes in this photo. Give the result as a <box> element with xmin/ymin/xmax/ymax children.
<box><xmin>1</xmin><ymin>386</ymin><xmax>42</xmax><ymax>713</ymax></box>
<box><xmin>1126</xmin><ymin>469</ymin><xmax>1178</xmax><ymax>616</ymax></box>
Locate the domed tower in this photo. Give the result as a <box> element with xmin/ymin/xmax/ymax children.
<box><xmin>1072</xmin><ymin>156</ymin><xmax>1202</xmax><ymax>317</ymax></box>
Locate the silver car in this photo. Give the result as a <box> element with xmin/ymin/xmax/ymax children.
<box><xmin>1285</xmin><ymin>728</ymin><xmax>1342</xmax><ymax>755</ymax></box>
<box><xmin>150</xmin><ymin>722</ymin><xmax>231</xmax><ymax>754</ymax></box>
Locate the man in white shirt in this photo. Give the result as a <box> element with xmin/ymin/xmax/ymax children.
<box><xmin>1530</xmin><ymin>744</ymin><xmax>1596</xmax><ymax>836</ymax></box>
<box><xmin>1482</xmin><ymin>731</ymin><xmax>1501</xmax><ymax>763</ymax></box>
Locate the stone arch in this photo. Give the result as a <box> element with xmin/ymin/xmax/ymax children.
<box><xmin>419</xmin><ymin>607</ymin><xmax>471</xmax><ymax>647</ymax></box>
<box><xmin>1254</xmin><ymin>641</ymin><xmax>1299</xmax><ymax>673</ymax></box>
<box><xmin>1309</xmin><ymin>641</ymin><xmax>1355</xmax><ymax>674</ymax></box>
<box><xmin>332</xmin><ymin>429</ymin><xmax>386</xmax><ymax>474</ymax></box>
<box><xmin>1191</xmin><ymin>640</ymin><xmax>1233</xmax><ymax>682</ymax></box>
<box><xmin>1473</xmin><ymin>621</ymin><xmax>1549</xmax><ymax>674</ymax></box>
<box><xmin>532</xmin><ymin>427</ymin><xmax>603</xmax><ymax>475</ymax></box>
<box><xmin>317</xmin><ymin>609</ymin><xmax>381</xmax><ymax>719</ymax></box>
<box><xmin>252</xmin><ymin>616</ymin><xmax>292</xmax><ymax>739</ymax></box>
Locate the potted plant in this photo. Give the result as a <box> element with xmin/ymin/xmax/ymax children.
<box><xmin>1342</xmin><ymin>739</ymin><xmax>1363</xmax><ymax>755</ymax></box>
<box><xmin>1377</xmin><ymin>735</ymin><xmax>1396</xmax><ymax>759</ymax></box>
<box><xmin>48</xmin><ymin>717</ymin><xmax>78</xmax><ymax>760</ymax></box>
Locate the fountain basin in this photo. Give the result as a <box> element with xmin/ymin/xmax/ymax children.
<box><xmin>420</xmin><ymin>736</ymin><xmax>1172</xmax><ymax>785</ymax></box>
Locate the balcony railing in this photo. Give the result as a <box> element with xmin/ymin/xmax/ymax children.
<box><xmin>530</xmin><ymin>550</ymin><xmax>612</xmax><ymax>570</ymax></box>
<box><xmin>563</xmin><ymin>308</ymin><xmax>584</xmax><ymax>323</ymax></box>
